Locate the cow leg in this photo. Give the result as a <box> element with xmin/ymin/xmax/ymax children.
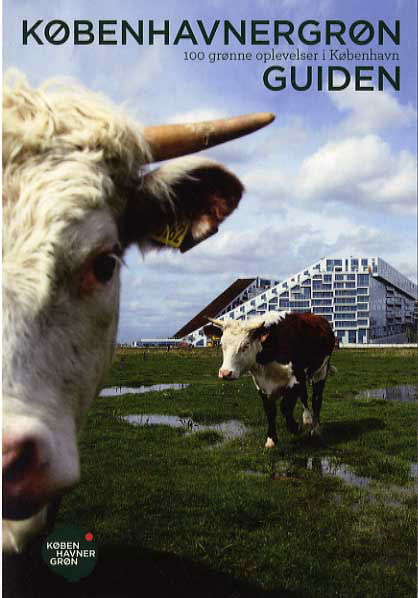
<box><xmin>311</xmin><ymin>380</ymin><xmax>326</xmax><ymax>436</ymax></box>
<box><xmin>260</xmin><ymin>392</ymin><xmax>278</xmax><ymax>448</ymax></box>
<box><xmin>280</xmin><ymin>387</ymin><xmax>300</xmax><ymax>435</ymax></box>
<box><xmin>294</xmin><ymin>372</ymin><xmax>313</xmax><ymax>429</ymax></box>
<box><xmin>311</xmin><ymin>357</ymin><xmax>330</xmax><ymax>436</ymax></box>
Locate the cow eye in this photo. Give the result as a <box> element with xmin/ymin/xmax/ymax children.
<box><xmin>93</xmin><ymin>254</ymin><xmax>117</xmax><ymax>283</ymax></box>
<box><xmin>79</xmin><ymin>247</ymin><xmax>122</xmax><ymax>295</ymax></box>
<box><xmin>240</xmin><ymin>342</ymin><xmax>250</xmax><ymax>352</ymax></box>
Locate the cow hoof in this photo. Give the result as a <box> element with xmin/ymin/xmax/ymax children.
<box><xmin>302</xmin><ymin>409</ymin><xmax>313</xmax><ymax>426</ymax></box>
<box><xmin>311</xmin><ymin>425</ymin><xmax>321</xmax><ymax>437</ymax></box>
<box><xmin>265</xmin><ymin>437</ymin><xmax>276</xmax><ymax>449</ymax></box>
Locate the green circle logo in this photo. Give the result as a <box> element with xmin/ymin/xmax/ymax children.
<box><xmin>42</xmin><ymin>525</ymin><xmax>98</xmax><ymax>582</ymax></box>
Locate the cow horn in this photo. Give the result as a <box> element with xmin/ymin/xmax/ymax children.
<box><xmin>206</xmin><ymin>317</ymin><xmax>225</xmax><ymax>328</ymax></box>
<box><xmin>144</xmin><ymin>112</ymin><xmax>275</xmax><ymax>162</ymax></box>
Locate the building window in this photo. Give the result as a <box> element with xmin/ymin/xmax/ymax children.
<box><xmin>357</xmin><ymin>274</ymin><xmax>369</xmax><ymax>285</ymax></box>
<box><xmin>357</xmin><ymin>303</ymin><xmax>368</xmax><ymax>310</ymax></box>
<box><xmin>313</xmin><ymin>281</ymin><xmax>332</xmax><ymax>290</ymax></box>
<box><xmin>290</xmin><ymin>301</ymin><xmax>310</xmax><ymax>308</ymax></box>
<box><xmin>312</xmin><ymin>307</ymin><xmax>333</xmax><ymax>314</ymax></box>
<box><xmin>358</xmin><ymin>329</ymin><xmax>367</xmax><ymax>343</ymax></box>
<box><xmin>348</xmin><ymin>330</ymin><xmax>357</xmax><ymax>343</ymax></box>
<box><xmin>335</xmin><ymin>305</ymin><xmax>356</xmax><ymax>311</ymax></box>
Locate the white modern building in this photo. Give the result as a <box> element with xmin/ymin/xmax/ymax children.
<box><xmin>174</xmin><ymin>257</ymin><xmax>417</xmax><ymax>346</ymax></box>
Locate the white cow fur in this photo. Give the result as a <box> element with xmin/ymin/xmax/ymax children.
<box><xmin>2</xmin><ymin>71</ymin><xmax>244</xmax><ymax>552</ymax></box>
<box><xmin>218</xmin><ymin>314</ymin><xmax>288</xmax><ymax>382</ymax></box>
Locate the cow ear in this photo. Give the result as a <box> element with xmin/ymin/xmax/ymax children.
<box><xmin>250</xmin><ymin>326</ymin><xmax>270</xmax><ymax>343</ymax></box>
<box><xmin>121</xmin><ymin>157</ymin><xmax>244</xmax><ymax>252</ymax></box>
<box><xmin>203</xmin><ymin>324</ymin><xmax>223</xmax><ymax>339</ymax></box>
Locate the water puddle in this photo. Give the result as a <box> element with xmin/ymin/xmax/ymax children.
<box><xmin>355</xmin><ymin>384</ymin><xmax>416</xmax><ymax>403</ymax></box>
<box><xmin>306</xmin><ymin>457</ymin><xmax>370</xmax><ymax>488</ymax></box>
<box><xmin>245</xmin><ymin>456</ymin><xmax>417</xmax><ymax>505</ymax></box>
<box><xmin>245</xmin><ymin>456</ymin><xmax>368</xmax><ymax>488</ymax></box>
<box><xmin>122</xmin><ymin>414</ymin><xmax>247</xmax><ymax>444</ymax></box>
<box><xmin>100</xmin><ymin>384</ymin><xmax>189</xmax><ymax>397</ymax></box>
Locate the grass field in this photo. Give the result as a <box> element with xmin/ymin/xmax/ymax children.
<box><xmin>4</xmin><ymin>348</ymin><xmax>417</xmax><ymax>597</ymax></box>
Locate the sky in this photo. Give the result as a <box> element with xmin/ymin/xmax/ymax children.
<box><xmin>3</xmin><ymin>0</ymin><xmax>417</xmax><ymax>341</ymax></box>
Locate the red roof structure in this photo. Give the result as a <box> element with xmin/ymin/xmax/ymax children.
<box><xmin>173</xmin><ymin>278</ymin><xmax>256</xmax><ymax>338</ymax></box>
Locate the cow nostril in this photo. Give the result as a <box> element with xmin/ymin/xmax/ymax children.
<box><xmin>219</xmin><ymin>369</ymin><xmax>233</xmax><ymax>379</ymax></box>
<box><xmin>3</xmin><ymin>440</ymin><xmax>38</xmax><ymax>484</ymax></box>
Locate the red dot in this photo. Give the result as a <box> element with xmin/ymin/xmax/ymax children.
<box><xmin>85</xmin><ymin>532</ymin><xmax>93</xmax><ymax>542</ymax></box>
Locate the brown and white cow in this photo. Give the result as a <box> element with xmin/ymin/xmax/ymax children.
<box><xmin>2</xmin><ymin>70</ymin><xmax>274</xmax><ymax>552</ymax></box>
<box><xmin>205</xmin><ymin>312</ymin><xmax>335</xmax><ymax>448</ymax></box>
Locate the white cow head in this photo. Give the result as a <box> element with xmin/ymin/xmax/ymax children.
<box><xmin>205</xmin><ymin>318</ymin><xmax>269</xmax><ymax>379</ymax></box>
<box><xmin>2</xmin><ymin>71</ymin><xmax>274</xmax><ymax>552</ymax></box>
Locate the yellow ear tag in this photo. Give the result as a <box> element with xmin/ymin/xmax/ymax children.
<box><xmin>149</xmin><ymin>221</ymin><xmax>190</xmax><ymax>249</ymax></box>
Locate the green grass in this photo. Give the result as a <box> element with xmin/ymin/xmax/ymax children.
<box><xmin>4</xmin><ymin>348</ymin><xmax>417</xmax><ymax>597</ymax></box>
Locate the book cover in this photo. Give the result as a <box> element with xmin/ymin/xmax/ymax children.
<box><xmin>3</xmin><ymin>1</ymin><xmax>417</xmax><ymax>597</ymax></box>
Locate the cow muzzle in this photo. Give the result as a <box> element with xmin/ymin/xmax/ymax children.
<box><xmin>2</xmin><ymin>414</ymin><xmax>79</xmax><ymax>522</ymax></box>
<box><xmin>3</xmin><ymin>434</ymin><xmax>52</xmax><ymax>520</ymax></box>
<box><xmin>218</xmin><ymin>369</ymin><xmax>236</xmax><ymax>380</ymax></box>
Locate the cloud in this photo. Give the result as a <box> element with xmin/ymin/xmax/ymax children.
<box><xmin>169</xmin><ymin>107</ymin><xmax>227</xmax><ymax>123</ymax></box>
<box><xmin>296</xmin><ymin>134</ymin><xmax>417</xmax><ymax>214</ymax></box>
<box><xmin>328</xmin><ymin>81</ymin><xmax>417</xmax><ymax>135</ymax></box>
<box><xmin>239</xmin><ymin>130</ymin><xmax>416</xmax><ymax>217</ymax></box>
